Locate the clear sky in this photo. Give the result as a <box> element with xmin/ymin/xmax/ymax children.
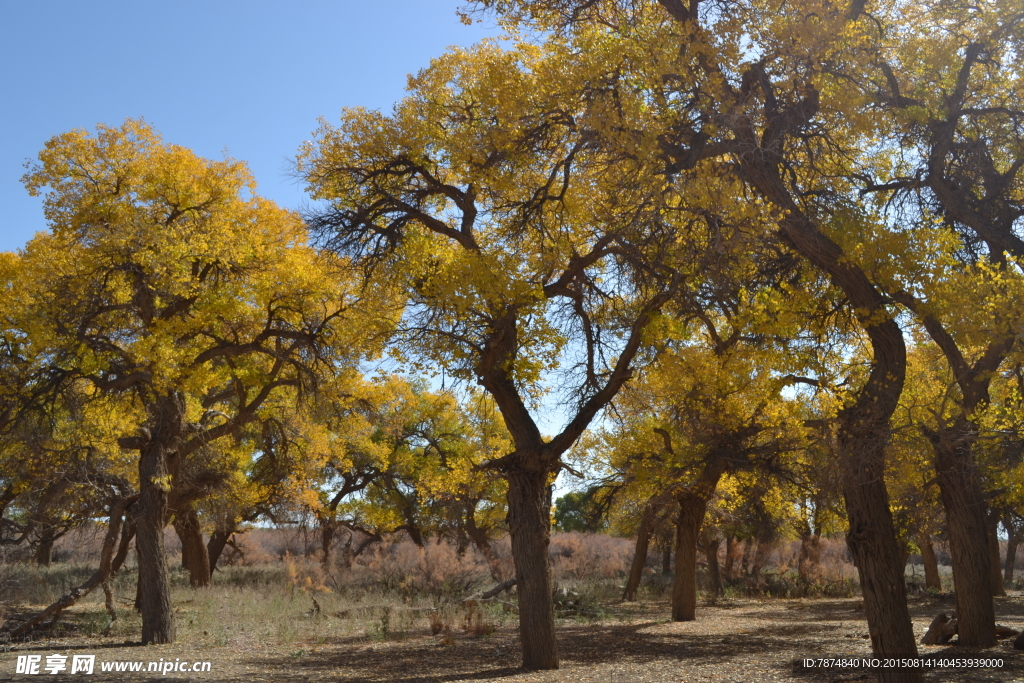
<box><xmin>0</xmin><ymin>0</ymin><xmax>500</xmax><ymax>253</ymax></box>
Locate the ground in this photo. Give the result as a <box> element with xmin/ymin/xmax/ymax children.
<box><xmin>2</xmin><ymin>593</ymin><xmax>1022</xmax><ymax>682</ymax></box>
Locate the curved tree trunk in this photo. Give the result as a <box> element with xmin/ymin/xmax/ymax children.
<box><xmin>919</xmin><ymin>534</ymin><xmax>942</xmax><ymax>592</ymax></box>
<box><xmin>623</xmin><ymin>501</ymin><xmax>657</xmax><ymax>601</ymax></box>
<box><xmin>136</xmin><ymin>393</ymin><xmax>183</xmax><ymax>645</ymax></box>
<box><xmin>173</xmin><ymin>507</ymin><xmax>211</xmax><ymax>588</ymax></box>
<box><xmin>928</xmin><ymin>420</ymin><xmax>996</xmax><ymax>647</ymax></box>
<box><xmin>11</xmin><ymin>499</ymin><xmax>129</xmax><ymax>638</ymax></box>
<box><xmin>506</xmin><ymin>469</ymin><xmax>558</xmax><ymax>670</ymax></box>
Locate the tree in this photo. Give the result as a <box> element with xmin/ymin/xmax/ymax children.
<box><xmin>10</xmin><ymin>120</ymin><xmax>384</xmax><ymax>644</ymax></box>
<box><xmin>296</xmin><ymin>37</ymin><xmax>736</xmax><ymax>667</ymax></box>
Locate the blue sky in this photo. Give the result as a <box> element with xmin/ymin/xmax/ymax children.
<box><xmin>0</xmin><ymin>0</ymin><xmax>499</xmax><ymax>252</ymax></box>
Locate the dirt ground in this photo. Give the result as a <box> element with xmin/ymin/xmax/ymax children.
<box><xmin>2</xmin><ymin>594</ymin><xmax>1023</xmax><ymax>682</ymax></box>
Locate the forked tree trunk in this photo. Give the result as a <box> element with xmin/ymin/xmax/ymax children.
<box><xmin>929</xmin><ymin>421</ymin><xmax>996</xmax><ymax>647</ymax></box>
<box><xmin>623</xmin><ymin>502</ymin><xmax>657</xmax><ymax>601</ymax></box>
<box><xmin>672</xmin><ymin>492</ymin><xmax>708</xmax><ymax>621</ymax></box>
<box><xmin>207</xmin><ymin>521</ymin><xmax>236</xmax><ymax>573</ymax></box>
<box><xmin>506</xmin><ymin>469</ymin><xmax>558</xmax><ymax>670</ymax></box>
<box><xmin>173</xmin><ymin>507</ymin><xmax>211</xmax><ymax>588</ymax></box>
<box><xmin>919</xmin><ymin>534</ymin><xmax>942</xmax><ymax>591</ymax></box>
<box><xmin>987</xmin><ymin>514</ymin><xmax>1005</xmax><ymax>596</ymax></box>
<box><xmin>136</xmin><ymin>393</ymin><xmax>183</xmax><ymax>645</ymax></box>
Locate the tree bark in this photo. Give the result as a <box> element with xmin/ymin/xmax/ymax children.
<box><xmin>319</xmin><ymin>515</ymin><xmax>335</xmax><ymax>568</ymax></box>
<box><xmin>1005</xmin><ymin>527</ymin><xmax>1020</xmax><ymax>586</ymax></box>
<box><xmin>11</xmin><ymin>500</ymin><xmax>128</xmax><ymax>638</ymax></box>
<box><xmin>622</xmin><ymin>501</ymin><xmax>657</xmax><ymax>601</ymax></box>
<box><xmin>928</xmin><ymin>420</ymin><xmax>996</xmax><ymax>647</ymax></box>
<box><xmin>987</xmin><ymin>513</ymin><xmax>1005</xmax><ymax>596</ymax></box>
<box><xmin>919</xmin><ymin>534</ymin><xmax>942</xmax><ymax>592</ymax></box>
<box><xmin>136</xmin><ymin>393</ymin><xmax>182</xmax><ymax>645</ymax></box>
<box><xmin>798</xmin><ymin>532</ymin><xmax>822</xmax><ymax>584</ymax></box>
<box><xmin>700</xmin><ymin>530</ymin><xmax>723</xmax><ymax>598</ymax></box>
<box><xmin>662</xmin><ymin>544</ymin><xmax>671</xmax><ymax>576</ymax></box>
<box><xmin>506</xmin><ymin>469</ymin><xmax>558</xmax><ymax>670</ymax></box>
<box><xmin>207</xmin><ymin>521</ymin><xmax>236</xmax><ymax>574</ymax></box>
<box><xmin>465</xmin><ymin>501</ymin><xmax>504</xmax><ymax>582</ymax></box>
<box><xmin>34</xmin><ymin>530</ymin><xmax>55</xmax><ymax>567</ymax></box>
<box><xmin>672</xmin><ymin>491</ymin><xmax>708</xmax><ymax>621</ymax></box>
<box><xmin>723</xmin><ymin>536</ymin><xmax>737</xmax><ymax>581</ymax></box>
<box><xmin>173</xmin><ymin>507</ymin><xmax>211</xmax><ymax>588</ymax></box>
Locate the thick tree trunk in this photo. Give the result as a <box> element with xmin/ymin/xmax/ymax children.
<box><xmin>837</xmin><ymin>395</ymin><xmax>922</xmax><ymax>682</ymax></box>
<box><xmin>750</xmin><ymin>534</ymin><xmax>772</xmax><ymax>587</ymax></box>
<box><xmin>919</xmin><ymin>534</ymin><xmax>942</xmax><ymax>592</ymax></box>
<box><xmin>987</xmin><ymin>514</ymin><xmax>1005</xmax><ymax>596</ymax></box>
<box><xmin>136</xmin><ymin>393</ymin><xmax>182</xmax><ymax>645</ymax></box>
<box><xmin>700</xmin><ymin>531</ymin><xmax>723</xmax><ymax>598</ymax></box>
<box><xmin>34</xmin><ymin>530</ymin><xmax>55</xmax><ymax>567</ymax></box>
<box><xmin>662</xmin><ymin>544</ymin><xmax>672</xmax><ymax>576</ymax></box>
<box><xmin>173</xmin><ymin>507</ymin><xmax>211</xmax><ymax>588</ymax></box>
<box><xmin>622</xmin><ymin>502</ymin><xmax>656</xmax><ymax>601</ymax></box>
<box><xmin>506</xmin><ymin>469</ymin><xmax>558</xmax><ymax>670</ymax></box>
<box><xmin>929</xmin><ymin>422</ymin><xmax>996</xmax><ymax>647</ymax></box>
<box><xmin>672</xmin><ymin>492</ymin><xmax>708</xmax><ymax>621</ymax></box>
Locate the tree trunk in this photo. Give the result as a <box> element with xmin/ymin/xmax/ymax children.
<box><xmin>662</xmin><ymin>544</ymin><xmax>671</xmax><ymax>576</ymax></box>
<box><xmin>700</xmin><ymin>531</ymin><xmax>723</xmax><ymax>598</ymax></box>
<box><xmin>34</xmin><ymin>530</ymin><xmax>55</xmax><ymax>567</ymax></box>
<box><xmin>987</xmin><ymin>513</ymin><xmax>1005</xmax><ymax>596</ymax></box>
<box><xmin>750</xmin><ymin>533</ymin><xmax>772</xmax><ymax>587</ymax></box>
<box><xmin>319</xmin><ymin>515</ymin><xmax>335</xmax><ymax>569</ymax></box>
<box><xmin>622</xmin><ymin>501</ymin><xmax>656</xmax><ymax>601</ymax></box>
<box><xmin>506</xmin><ymin>469</ymin><xmax>558</xmax><ymax>669</ymax></box>
<box><xmin>1005</xmin><ymin>528</ymin><xmax>1019</xmax><ymax>586</ymax></box>
<box><xmin>672</xmin><ymin>492</ymin><xmax>708</xmax><ymax>621</ymax></box>
<box><xmin>723</xmin><ymin>536</ymin><xmax>737</xmax><ymax>581</ymax></box>
<box><xmin>207</xmin><ymin>525</ymin><xmax>234</xmax><ymax>574</ymax></box>
<box><xmin>136</xmin><ymin>393</ymin><xmax>182</xmax><ymax>645</ymax></box>
<box><xmin>465</xmin><ymin>501</ymin><xmax>504</xmax><ymax>582</ymax></box>
<box><xmin>10</xmin><ymin>500</ymin><xmax>128</xmax><ymax>638</ymax></box>
<box><xmin>919</xmin><ymin>534</ymin><xmax>942</xmax><ymax>592</ymax></box>
<box><xmin>173</xmin><ymin>507</ymin><xmax>210</xmax><ymax>588</ymax></box>
<box><xmin>929</xmin><ymin>421</ymin><xmax>996</xmax><ymax>647</ymax></box>
<box><xmin>798</xmin><ymin>532</ymin><xmax>821</xmax><ymax>584</ymax></box>
<box><xmin>837</xmin><ymin>394</ymin><xmax>922</xmax><ymax>681</ymax></box>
